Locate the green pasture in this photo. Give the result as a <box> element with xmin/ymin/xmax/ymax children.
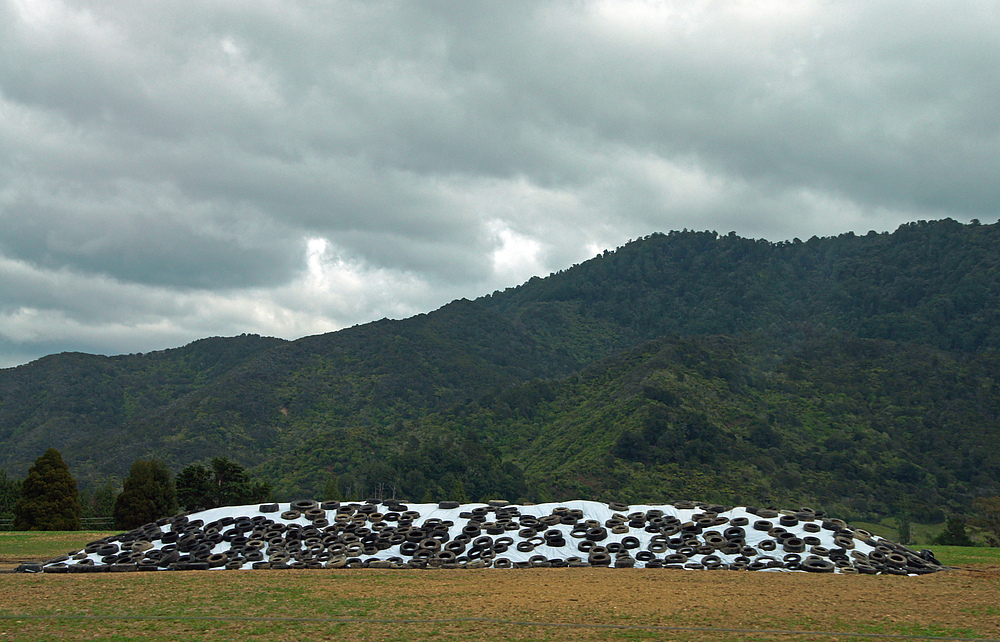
<box><xmin>1</xmin><ymin>532</ymin><xmax>998</xmax><ymax>642</ymax></box>
<box><xmin>850</xmin><ymin>519</ymin><xmax>948</xmax><ymax>547</ymax></box>
<box><xmin>0</xmin><ymin>532</ymin><xmax>117</xmax><ymax>562</ymax></box>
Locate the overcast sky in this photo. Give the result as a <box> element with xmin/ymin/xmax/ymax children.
<box><xmin>2</xmin><ymin>0</ymin><xmax>998</xmax><ymax>368</ymax></box>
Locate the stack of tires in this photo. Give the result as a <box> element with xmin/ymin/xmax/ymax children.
<box><xmin>35</xmin><ymin>500</ymin><xmax>945</xmax><ymax>576</ymax></box>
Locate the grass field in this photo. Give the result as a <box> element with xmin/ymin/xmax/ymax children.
<box><xmin>0</xmin><ymin>531</ymin><xmax>118</xmax><ymax>563</ymax></box>
<box><xmin>2</xmin><ymin>532</ymin><xmax>999</xmax><ymax>641</ymax></box>
<box><xmin>852</xmin><ymin>519</ymin><xmax>946</xmax><ymax>547</ymax></box>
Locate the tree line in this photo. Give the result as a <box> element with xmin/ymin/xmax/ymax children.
<box><xmin>1</xmin><ymin>448</ymin><xmax>272</xmax><ymax>531</ymax></box>
<box><xmin>4</xmin><ymin>446</ymin><xmax>999</xmax><ymax>546</ymax></box>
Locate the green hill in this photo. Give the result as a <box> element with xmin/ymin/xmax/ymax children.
<box><xmin>424</xmin><ymin>330</ymin><xmax>999</xmax><ymax>521</ymax></box>
<box><xmin>1</xmin><ymin>217</ymin><xmax>998</xmax><ymax>520</ymax></box>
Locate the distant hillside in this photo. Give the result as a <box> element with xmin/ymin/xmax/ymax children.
<box><xmin>483</xmin><ymin>217</ymin><xmax>1000</xmax><ymax>354</ymax></box>
<box><xmin>422</xmin><ymin>330</ymin><xmax>1000</xmax><ymax>522</ymax></box>
<box><xmin>1</xmin><ymin>218</ymin><xmax>998</xmax><ymax>520</ymax></box>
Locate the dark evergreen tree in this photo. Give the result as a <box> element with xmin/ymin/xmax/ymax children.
<box><xmin>13</xmin><ymin>448</ymin><xmax>80</xmax><ymax>530</ymax></box>
<box><xmin>175</xmin><ymin>458</ymin><xmax>272</xmax><ymax>511</ymax></box>
<box><xmin>970</xmin><ymin>497</ymin><xmax>1000</xmax><ymax>546</ymax></box>
<box><xmin>897</xmin><ymin>512</ymin><xmax>912</xmax><ymax>545</ymax></box>
<box><xmin>932</xmin><ymin>517</ymin><xmax>975</xmax><ymax>547</ymax></box>
<box><xmin>80</xmin><ymin>478</ymin><xmax>120</xmax><ymax>520</ymax></box>
<box><xmin>92</xmin><ymin>479</ymin><xmax>120</xmax><ymax>519</ymax></box>
<box><xmin>113</xmin><ymin>459</ymin><xmax>177</xmax><ymax>530</ymax></box>
<box><xmin>175</xmin><ymin>464</ymin><xmax>215</xmax><ymax>512</ymax></box>
<box><xmin>0</xmin><ymin>470</ymin><xmax>21</xmax><ymax>520</ymax></box>
<box><xmin>322</xmin><ymin>474</ymin><xmax>342</xmax><ymax>501</ymax></box>
<box><xmin>210</xmin><ymin>457</ymin><xmax>256</xmax><ymax>506</ymax></box>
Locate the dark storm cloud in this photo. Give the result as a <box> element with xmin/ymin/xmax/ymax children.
<box><xmin>1</xmin><ymin>0</ymin><xmax>997</xmax><ymax>367</ymax></box>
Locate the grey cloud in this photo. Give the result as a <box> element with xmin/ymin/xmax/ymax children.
<box><xmin>1</xmin><ymin>0</ymin><xmax>996</xmax><ymax>366</ymax></box>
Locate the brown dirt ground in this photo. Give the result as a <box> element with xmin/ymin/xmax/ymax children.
<box><xmin>2</xmin><ymin>565</ymin><xmax>999</xmax><ymax>641</ymax></box>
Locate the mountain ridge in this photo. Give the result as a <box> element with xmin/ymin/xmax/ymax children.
<box><xmin>1</xmin><ymin>218</ymin><xmax>998</xmax><ymax>520</ymax></box>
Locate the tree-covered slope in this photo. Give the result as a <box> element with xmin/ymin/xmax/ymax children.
<box><xmin>483</xmin><ymin>217</ymin><xmax>1000</xmax><ymax>354</ymax></box>
<box><xmin>0</xmin><ymin>300</ymin><xmax>581</xmax><ymax>486</ymax></box>
<box><xmin>423</xmin><ymin>330</ymin><xmax>1000</xmax><ymax>521</ymax></box>
<box><xmin>0</xmin><ymin>334</ymin><xmax>286</xmax><ymax>482</ymax></box>
<box><xmin>1</xmin><ymin>217</ymin><xmax>998</xmax><ymax>518</ymax></box>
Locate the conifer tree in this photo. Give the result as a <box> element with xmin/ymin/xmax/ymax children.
<box><xmin>322</xmin><ymin>474</ymin><xmax>342</xmax><ymax>501</ymax></box>
<box><xmin>175</xmin><ymin>458</ymin><xmax>272</xmax><ymax>511</ymax></box>
<box><xmin>0</xmin><ymin>470</ymin><xmax>22</xmax><ymax>521</ymax></box>
<box><xmin>175</xmin><ymin>464</ymin><xmax>214</xmax><ymax>512</ymax></box>
<box><xmin>13</xmin><ymin>448</ymin><xmax>81</xmax><ymax>530</ymax></box>
<box><xmin>113</xmin><ymin>459</ymin><xmax>177</xmax><ymax>530</ymax></box>
<box><xmin>932</xmin><ymin>517</ymin><xmax>975</xmax><ymax>546</ymax></box>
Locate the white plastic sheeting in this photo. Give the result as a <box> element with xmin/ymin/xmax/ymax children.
<box><xmin>38</xmin><ymin>500</ymin><xmax>941</xmax><ymax>575</ymax></box>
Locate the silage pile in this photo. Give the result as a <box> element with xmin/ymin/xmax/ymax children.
<box><xmin>34</xmin><ymin>499</ymin><xmax>944</xmax><ymax>575</ymax></box>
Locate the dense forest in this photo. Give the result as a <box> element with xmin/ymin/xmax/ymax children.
<box><xmin>1</xmin><ymin>218</ymin><xmax>998</xmax><ymax>523</ymax></box>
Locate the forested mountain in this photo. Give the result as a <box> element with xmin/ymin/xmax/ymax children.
<box><xmin>1</xmin><ymin>218</ymin><xmax>998</xmax><ymax>521</ymax></box>
<box><xmin>432</xmin><ymin>331</ymin><xmax>1000</xmax><ymax>521</ymax></box>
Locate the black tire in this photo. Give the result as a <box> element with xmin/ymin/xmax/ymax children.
<box><xmin>588</xmin><ymin>551</ymin><xmax>611</xmax><ymax>566</ymax></box>
<box><xmin>704</xmin><ymin>534</ymin><xmax>726</xmax><ymax>548</ymax></box>
<box><xmin>418</xmin><ymin>538</ymin><xmax>441</xmax><ymax>552</ymax></box>
<box><xmin>779</xmin><ymin>515</ymin><xmax>799</xmax><ymax>527</ymax></box>
<box><xmin>648</xmin><ymin>540</ymin><xmax>669</xmax><ymax>554</ymax></box>
<box><xmin>834</xmin><ymin>535</ymin><xmax>856</xmax><ymax>550</ymax></box>
<box><xmin>801</xmin><ymin>557</ymin><xmax>836</xmax><ymax>573</ymax></box>
<box><xmin>783</xmin><ymin>538</ymin><xmax>806</xmax><ymax>553</ymax></box>
<box><xmin>854</xmin><ymin>562</ymin><xmax>877</xmax><ymax>575</ymax></box>
<box><xmin>723</xmin><ymin>527</ymin><xmax>746</xmax><ymax>541</ymax></box>
<box><xmin>444</xmin><ymin>540</ymin><xmax>466</xmax><ymax>555</ymax></box>
<box><xmin>712</xmin><ymin>540</ymin><xmax>735</xmax><ymax>555</ymax></box>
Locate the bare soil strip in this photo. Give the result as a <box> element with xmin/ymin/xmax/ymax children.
<box><xmin>2</xmin><ymin>566</ymin><xmax>999</xmax><ymax>641</ymax></box>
